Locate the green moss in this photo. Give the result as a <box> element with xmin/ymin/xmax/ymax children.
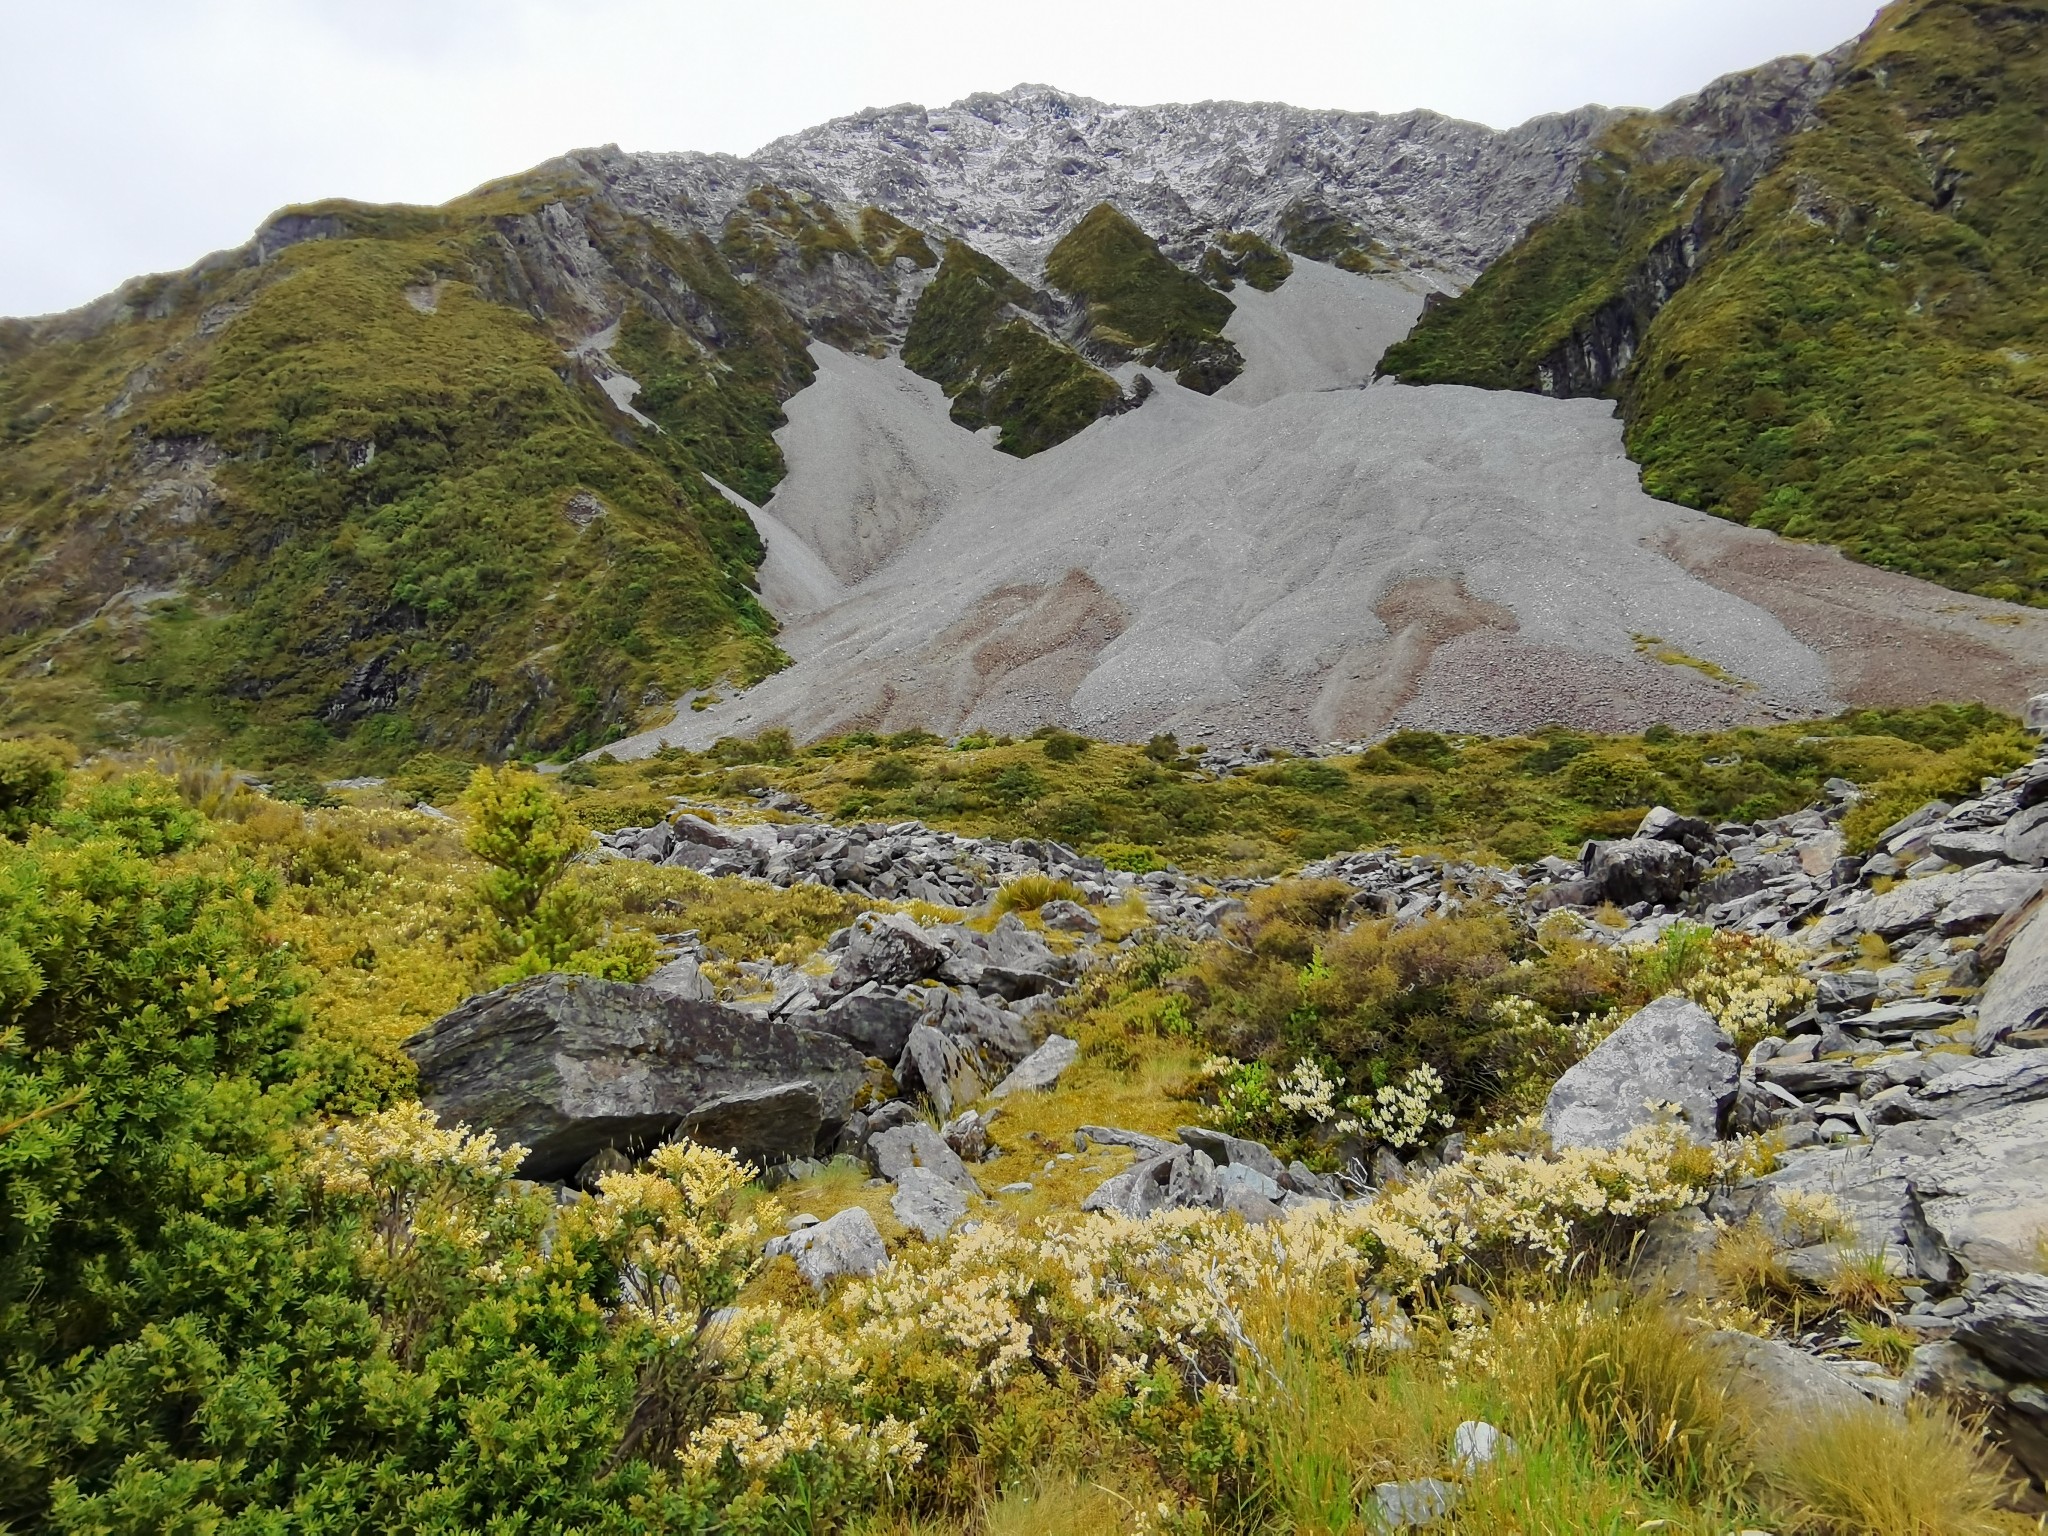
<box><xmin>1198</xmin><ymin>231</ymin><xmax>1294</xmax><ymax>293</ymax></box>
<box><xmin>720</xmin><ymin>185</ymin><xmax>865</xmax><ymax>273</ymax></box>
<box><xmin>901</xmin><ymin>239</ymin><xmax>1121</xmax><ymax>456</ymax></box>
<box><xmin>1044</xmin><ymin>204</ymin><xmax>1243</xmax><ymax>392</ymax></box>
<box><xmin>1277</xmin><ymin>198</ymin><xmax>1390</xmax><ymax>273</ymax></box>
<box><xmin>858</xmin><ymin>207</ymin><xmax>938</xmax><ymax>269</ymax></box>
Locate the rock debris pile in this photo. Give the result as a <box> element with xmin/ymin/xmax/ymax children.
<box><xmin>409</xmin><ymin>741</ymin><xmax>2048</xmax><ymax>1504</ymax></box>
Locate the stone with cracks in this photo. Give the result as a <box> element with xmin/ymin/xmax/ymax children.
<box><xmin>1581</xmin><ymin>837</ymin><xmax>1695</xmax><ymax>908</ymax></box>
<box><xmin>828</xmin><ymin>913</ymin><xmax>951</xmax><ymax>993</ymax></box>
<box><xmin>764</xmin><ymin>1206</ymin><xmax>889</xmax><ymax>1291</ymax></box>
<box><xmin>868</xmin><ymin>1120</ymin><xmax>979</xmax><ymax>1193</ymax></box>
<box><xmin>1704</xmin><ymin>1330</ymin><xmax>1891</xmax><ymax>1417</ymax></box>
<box><xmin>989</xmin><ymin>1035</ymin><xmax>1079</xmax><ymax>1096</ymax></box>
<box><xmin>1956</xmin><ymin>1271</ymin><xmax>2048</xmax><ymax>1382</ymax></box>
<box><xmin>1977</xmin><ymin>897</ymin><xmax>2048</xmax><ymax>1050</ymax></box>
<box><xmin>404</xmin><ymin>974</ymin><xmax>865</xmax><ymax>1180</ymax></box>
<box><xmin>1542</xmin><ymin>995</ymin><xmax>1735</xmax><ymax>1149</ymax></box>
<box><xmin>680</xmin><ymin>1082</ymin><xmax>824</xmax><ymax>1165</ymax></box>
<box><xmin>892</xmin><ymin>1165</ymin><xmax>970</xmax><ymax>1240</ymax></box>
<box><xmin>1177</xmin><ymin>1126</ymin><xmax>1288</xmax><ymax>1183</ymax></box>
<box><xmin>1081</xmin><ymin>1146</ymin><xmax>1217</xmax><ymax>1219</ymax></box>
<box><xmin>975</xmin><ymin>913</ymin><xmax>1069</xmax><ymax>1000</ymax></box>
<box><xmin>640</xmin><ymin>956</ymin><xmax>715</xmax><ymax>1001</ymax></box>
<box><xmin>896</xmin><ymin>1022</ymin><xmax>987</xmax><ymax>1120</ymax></box>
<box><xmin>816</xmin><ymin>983</ymin><xmax>923</xmax><ymax>1061</ymax></box>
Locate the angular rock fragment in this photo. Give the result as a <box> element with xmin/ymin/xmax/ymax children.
<box><xmin>989</xmin><ymin>1034</ymin><xmax>1079</xmax><ymax>1097</ymax></box>
<box><xmin>764</xmin><ymin>1206</ymin><xmax>889</xmax><ymax>1291</ymax></box>
<box><xmin>1542</xmin><ymin>995</ymin><xmax>1735</xmax><ymax>1149</ymax></box>
<box><xmin>892</xmin><ymin>1165</ymin><xmax>969</xmax><ymax>1240</ymax></box>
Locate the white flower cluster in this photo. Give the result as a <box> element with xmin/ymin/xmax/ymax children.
<box><xmin>679</xmin><ymin>1406</ymin><xmax>923</xmax><ymax>1479</ymax></box>
<box><xmin>1275</xmin><ymin>1059</ymin><xmax>1341</xmax><ymax>1122</ymax></box>
<box><xmin>1335</xmin><ymin>1064</ymin><xmax>1456</xmax><ymax>1150</ymax></box>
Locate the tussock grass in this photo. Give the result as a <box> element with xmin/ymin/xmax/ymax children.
<box><xmin>989</xmin><ymin>873</ymin><xmax>1085</xmax><ymax>915</ymax></box>
<box><xmin>1764</xmin><ymin>1404</ymin><xmax>2017</xmax><ymax>1535</ymax></box>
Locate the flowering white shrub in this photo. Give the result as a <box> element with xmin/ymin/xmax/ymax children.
<box><xmin>577</xmin><ymin>1140</ymin><xmax>778</xmax><ymax>1346</ymax></box>
<box><xmin>1335</xmin><ymin>1064</ymin><xmax>1456</xmax><ymax>1150</ymax></box>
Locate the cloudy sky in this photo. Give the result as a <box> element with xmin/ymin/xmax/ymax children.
<box><xmin>6</xmin><ymin>0</ymin><xmax>1878</xmax><ymax>318</ymax></box>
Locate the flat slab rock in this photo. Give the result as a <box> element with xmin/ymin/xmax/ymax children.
<box><xmin>1542</xmin><ymin>995</ymin><xmax>1735</xmax><ymax>1149</ymax></box>
<box><xmin>403</xmin><ymin>973</ymin><xmax>866</xmax><ymax>1180</ymax></box>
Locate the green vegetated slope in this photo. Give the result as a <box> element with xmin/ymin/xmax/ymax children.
<box><xmin>901</xmin><ymin>239</ymin><xmax>1122</xmax><ymax>456</ymax></box>
<box><xmin>1383</xmin><ymin>0</ymin><xmax>2048</xmax><ymax>604</ymax></box>
<box><xmin>7</xmin><ymin>739</ymin><xmax>2031</xmax><ymax>1533</ymax></box>
<box><xmin>0</xmin><ymin>176</ymin><xmax>845</xmax><ymax>767</ymax></box>
<box><xmin>1198</xmin><ymin>229</ymin><xmax>1295</xmax><ymax>292</ymax></box>
<box><xmin>1377</xmin><ymin>114</ymin><xmax>1722</xmax><ymax>392</ymax></box>
<box><xmin>1045</xmin><ymin>203</ymin><xmax>1245</xmax><ymax>391</ymax></box>
<box><xmin>1277</xmin><ymin>196</ymin><xmax>1391</xmax><ymax>273</ymax></box>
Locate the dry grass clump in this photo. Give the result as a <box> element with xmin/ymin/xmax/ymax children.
<box><xmin>990</xmin><ymin>872</ymin><xmax>1086</xmax><ymax>914</ymax></box>
<box><xmin>1763</xmin><ymin>1403</ymin><xmax>2017</xmax><ymax>1534</ymax></box>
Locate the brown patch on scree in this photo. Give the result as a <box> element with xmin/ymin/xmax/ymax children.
<box><xmin>1655</xmin><ymin>522</ymin><xmax>2048</xmax><ymax>711</ymax></box>
<box><xmin>1309</xmin><ymin>576</ymin><xmax>1517</xmax><ymax>739</ymax></box>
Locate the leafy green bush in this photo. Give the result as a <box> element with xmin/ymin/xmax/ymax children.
<box><xmin>0</xmin><ymin>737</ymin><xmax>68</xmax><ymax>837</ymax></box>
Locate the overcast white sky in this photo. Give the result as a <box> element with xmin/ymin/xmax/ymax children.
<box><xmin>4</xmin><ymin>0</ymin><xmax>1879</xmax><ymax>318</ymax></box>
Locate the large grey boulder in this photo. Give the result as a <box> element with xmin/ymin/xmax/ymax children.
<box><xmin>1704</xmin><ymin>1330</ymin><xmax>1893</xmax><ymax>1417</ymax></box>
<box><xmin>1977</xmin><ymin>897</ymin><xmax>2048</xmax><ymax>1050</ymax></box>
<box><xmin>764</xmin><ymin>1206</ymin><xmax>889</xmax><ymax>1291</ymax></box>
<box><xmin>1956</xmin><ymin>1271</ymin><xmax>2048</xmax><ymax>1382</ymax></box>
<box><xmin>816</xmin><ymin>983</ymin><xmax>922</xmax><ymax>1061</ymax></box>
<box><xmin>921</xmin><ymin>986</ymin><xmax>1035</xmax><ymax>1064</ymax></box>
<box><xmin>1542</xmin><ymin>995</ymin><xmax>1735</xmax><ymax>1149</ymax></box>
<box><xmin>680</xmin><ymin>1082</ymin><xmax>825</xmax><ymax>1165</ymax></box>
<box><xmin>868</xmin><ymin>1120</ymin><xmax>979</xmax><ymax>1193</ymax></box>
<box><xmin>1178</xmin><ymin>1126</ymin><xmax>1288</xmax><ymax>1183</ymax></box>
<box><xmin>975</xmin><ymin>913</ymin><xmax>1070</xmax><ymax>1000</ymax></box>
<box><xmin>828</xmin><ymin>913</ymin><xmax>950</xmax><ymax>993</ymax></box>
<box><xmin>641</xmin><ymin>955</ymin><xmax>715</xmax><ymax>1001</ymax></box>
<box><xmin>1081</xmin><ymin>1146</ymin><xmax>1216</xmax><ymax>1219</ymax></box>
<box><xmin>1581</xmin><ymin>837</ymin><xmax>1695</xmax><ymax>908</ymax></box>
<box><xmin>989</xmin><ymin>1034</ymin><xmax>1079</xmax><ymax>1097</ymax></box>
<box><xmin>404</xmin><ymin>974</ymin><xmax>865</xmax><ymax>1180</ymax></box>
<box><xmin>891</xmin><ymin>1166</ymin><xmax>969</xmax><ymax>1241</ymax></box>
<box><xmin>896</xmin><ymin>1022</ymin><xmax>987</xmax><ymax>1119</ymax></box>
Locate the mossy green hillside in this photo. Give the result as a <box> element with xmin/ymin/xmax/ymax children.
<box><xmin>569</xmin><ymin>705</ymin><xmax>2025</xmax><ymax>876</ymax></box>
<box><xmin>1198</xmin><ymin>231</ymin><xmax>1294</xmax><ymax>293</ymax></box>
<box><xmin>1625</xmin><ymin>0</ymin><xmax>2048</xmax><ymax>604</ymax></box>
<box><xmin>0</xmin><ymin>180</ymin><xmax>815</xmax><ymax>766</ymax></box>
<box><xmin>1382</xmin><ymin>0</ymin><xmax>2048</xmax><ymax>605</ymax></box>
<box><xmin>1044</xmin><ymin>203</ymin><xmax>1244</xmax><ymax>392</ymax></box>
<box><xmin>1377</xmin><ymin>115</ymin><xmax>1722</xmax><ymax>393</ymax></box>
<box><xmin>901</xmin><ymin>239</ymin><xmax>1121</xmax><ymax>457</ymax></box>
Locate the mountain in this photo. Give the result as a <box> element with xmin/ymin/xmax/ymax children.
<box><xmin>3</xmin><ymin>0</ymin><xmax>2044</xmax><ymax>770</ymax></box>
<box><xmin>1383</xmin><ymin>0</ymin><xmax>2048</xmax><ymax>604</ymax></box>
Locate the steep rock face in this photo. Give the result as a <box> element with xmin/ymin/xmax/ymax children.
<box><xmin>1379</xmin><ymin>47</ymin><xmax>1848</xmax><ymax>395</ymax></box>
<box><xmin>582</xmin><ymin>86</ymin><xmax>1619</xmax><ymax>287</ymax></box>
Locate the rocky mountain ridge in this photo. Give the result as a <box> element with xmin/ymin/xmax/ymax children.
<box><xmin>575</xmin><ymin>84</ymin><xmax>1620</xmax><ymax>290</ymax></box>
